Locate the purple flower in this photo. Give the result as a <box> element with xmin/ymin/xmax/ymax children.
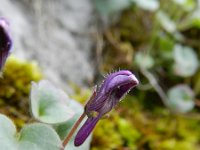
<box><xmin>0</xmin><ymin>18</ymin><xmax>12</xmax><ymax>70</ymax></box>
<box><xmin>74</xmin><ymin>70</ymin><xmax>139</xmax><ymax>146</ymax></box>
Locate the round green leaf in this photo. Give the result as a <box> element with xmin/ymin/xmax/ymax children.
<box><xmin>18</xmin><ymin>141</ymin><xmax>41</xmax><ymax>150</ymax></box>
<box><xmin>30</xmin><ymin>80</ymin><xmax>75</xmax><ymax>124</ymax></box>
<box><xmin>135</xmin><ymin>52</ymin><xmax>154</xmax><ymax>69</ymax></box>
<box><xmin>156</xmin><ymin>11</ymin><xmax>176</xmax><ymax>33</ymax></box>
<box><xmin>95</xmin><ymin>0</ymin><xmax>131</xmax><ymax>17</ymax></box>
<box><xmin>19</xmin><ymin>123</ymin><xmax>61</xmax><ymax>150</ymax></box>
<box><xmin>132</xmin><ymin>0</ymin><xmax>159</xmax><ymax>11</ymax></box>
<box><xmin>0</xmin><ymin>114</ymin><xmax>62</xmax><ymax>150</ymax></box>
<box><xmin>173</xmin><ymin>44</ymin><xmax>199</xmax><ymax>77</ymax></box>
<box><xmin>0</xmin><ymin>114</ymin><xmax>17</xmax><ymax>150</ymax></box>
<box><xmin>167</xmin><ymin>85</ymin><xmax>195</xmax><ymax>113</ymax></box>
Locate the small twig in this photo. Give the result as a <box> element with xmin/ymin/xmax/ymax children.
<box><xmin>137</xmin><ymin>83</ymin><xmax>153</xmax><ymax>90</ymax></box>
<box><xmin>184</xmin><ymin>38</ymin><xmax>200</xmax><ymax>48</ymax></box>
<box><xmin>61</xmin><ymin>112</ymin><xmax>86</xmax><ymax>150</ymax></box>
<box><xmin>140</xmin><ymin>68</ymin><xmax>170</xmax><ymax>108</ymax></box>
<box><xmin>104</xmin><ymin>31</ymin><xmax>122</xmax><ymax>51</ymax></box>
<box><xmin>195</xmin><ymin>100</ymin><xmax>200</xmax><ymax>108</ymax></box>
<box><xmin>95</xmin><ymin>31</ymin><xmax>104</xmax><ymax>64</ymax></box>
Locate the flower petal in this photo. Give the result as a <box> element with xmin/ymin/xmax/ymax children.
<box><xmin>0</xmin><ymin>18</ymin><xmax>12</xmax><ymax>70</ymax></box>
<box><xmin>74</xmin><ymin>115</ymin><xmax>101</xmax><ymax>146</ymax></box>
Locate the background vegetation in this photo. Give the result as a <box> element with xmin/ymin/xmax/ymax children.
<box><xmin>92</xmin><ymin>0</ymin><xmax>200</xmax><ymax>149</ymax></box>
<box><xmin>1</xmin><ymin>0</ymin><xmax>200</xmax><ymax>149</ymax></box>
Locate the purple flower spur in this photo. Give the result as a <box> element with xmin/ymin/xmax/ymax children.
<box><xmin>0</xmin><ymin>18</ymin><xmax>12</xmax><ymax>70</ymax></box>
<box><xmin>74</xmin><ymin>70</ymin><xmax>139</xmax><ymax>146</ymax></box>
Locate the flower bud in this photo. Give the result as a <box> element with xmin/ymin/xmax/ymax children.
<box><xmin>74</xmin><ymin>70</ymin><xmax>139</xmax><ymax>146</ymax></box>
<box><xmin>0</xmin><ymin>18</ymin><xmax>12</xmax><ymax>70</ymax></box>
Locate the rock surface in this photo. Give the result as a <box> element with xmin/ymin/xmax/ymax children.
<box><xmin>0</xmin><ymin>0</ymin><xmax>96</xmax><ymax>91</ymax></box>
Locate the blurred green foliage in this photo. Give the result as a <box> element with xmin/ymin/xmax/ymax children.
<box><xmin>0</xmin><ymin>55</ymin><xmax>42</xmax><ymax>128</ymax></box>
<box><xmin>72</xmin><ymin>91</ymin><xmax>200</xmax><ymax>149</ymax></box>
<box><xmin>92</xmin><ymin>0</ymin><xmax>200</xmax><ymax>149</ymax></box>
<box><xmin>95</xmin><ymin>0</ymin><xmax>200</xmax><ymax>112</ymax></box>
<box><xmin>91</xmin><ymin>96</ymin><xmax>200</xmax><ymax>150</ymax></box>
<box><xmin>0</xmin><ymin>0</ymin><xmax>200</xmax><ymax>149</ymax></box>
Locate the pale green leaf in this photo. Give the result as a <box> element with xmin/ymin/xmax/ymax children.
<box><xmin>0</xmin><ymin>115</ymin><xmax>62</xmax><ymax>150</ymax></box>
<box><xmin>167</xmin><ymin>85</ymin><xmax>195</xmax><ymax>113</ymax></box>
<box><xmin>19</xmin><ymin>123</ymin><xmax>61</xmax><ymax>150</ymax></box>
<box><xmin>0</xmin><ymin>114</ymin><xmax>17</xmax><ymax>150</ymax></box>
<box><xmin>30</xmin><ymin>80</ymin><xmax>75</xmax><ymax>124</ymax></box>
<box><xmin>95</xmin><ymin>0</ymin><xmax>131</xmax><ymax>17</ymax></box>
<box><xmin>135</xmin><ymin>52</ymin><xmax>154</xmax><ymax>69</ymax></box>
<box><xmin>132</xmin><ymin>0</ymin><xmax>159</xmax><ymax>11</ymax></box>
<box><xmin>173</xmin><ymin>44</ymin><xmax>199</xmax><ymax>77</ymax></box>
<box><xmin>157</xmin><ymin>11</ymin><xmax>176</xmax><ymax>33</ymax></box>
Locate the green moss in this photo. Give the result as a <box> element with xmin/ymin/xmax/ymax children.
<box><xmin>89</xmin><ymin>95</ymin><xmax>200</xmax><ymax>150</ymax></box>
<box><xmin>0</xmin><ymin>55</ymin><xmax>42</xmax><ymax>128</ymax></box>
<box><xmin>101</xmin><ymin>39</ymin><xmax>134</xmax><ymax>72</ymax></box>
<box><xmin>71</xmin><ymin>88</ymin><xmax>91</xmax><ymax>104</ymax></box>
<box><xmin>91</xmin><ymin>108</ymin><xmax>141</xmax><ymax>150</ymax></box>
<box><xmin>117</xmin><ymin>118</ymin><xmax>141</xmax><ymax>149</ymax></box>
<box><xmin>91</xmin><ymin>113</ymin><xmax>124</xmax><ymax>150</ymax></box>
<box><xmin>159</xmin><ymin>139</ymin><xmax>198</xmax><ymax>150</ymax></box>
<box><xmin>69</xmin><ymin>88</ymin><xmax>200</xmax><ymax>150</ymax></box>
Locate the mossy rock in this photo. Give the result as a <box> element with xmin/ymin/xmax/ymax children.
<box><xmin>0</xmin><ymin>55</ymin><xmax>42</xmax><ymax>128</ymax></box>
